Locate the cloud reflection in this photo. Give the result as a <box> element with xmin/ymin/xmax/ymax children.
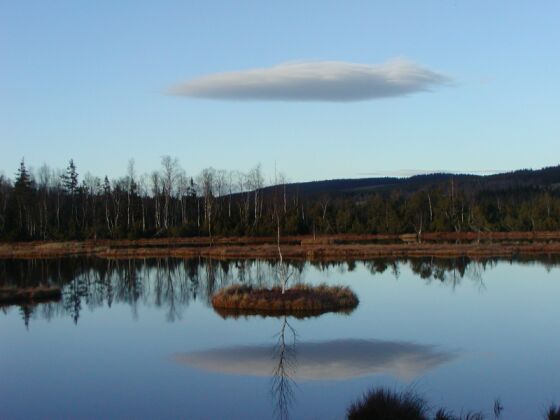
<box><xmin>174</xmin><ymin>338</ymin><xmax>457</xmax><ymax>382</ymax></box>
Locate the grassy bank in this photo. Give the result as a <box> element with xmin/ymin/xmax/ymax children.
<box><xmin>2</xmin><ymin>232</ymin><xmax>560</xmax><ymax>260</ymax></box>
<box><xmin>211</xmin><ymin>283</ymin><xmax>359</xmax><ymax>315</ymax></box>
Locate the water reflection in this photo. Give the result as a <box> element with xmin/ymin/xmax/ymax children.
<box><xmin>1</xmin><ymin>255</ymin><xmax>559</xmax><ymax>326</ymax></box>
<box><xmin>272</xmin><ymin>316</ymin><xmax>297</xmax><ymax>420</ymax></box>
<box><xmin>175</xmin><ymin>314</ymin><xmax>457</xmax><ymax>420</ymax></box>
<box><xmin>175</xmin><ymin>338</ymin><xmax>457</xmax><ymax>382</ymax></box>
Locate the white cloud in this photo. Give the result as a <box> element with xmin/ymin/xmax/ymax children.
<box><xmin>169</xmin><ymin>59</ymin><xmax>450</xmax><ymax>102</ymax></box>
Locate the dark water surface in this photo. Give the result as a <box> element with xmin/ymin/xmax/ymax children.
<box><xmin>1</xmin><ymin>256</ymin><xmax>559</xmax><ymax>419</ymax></box>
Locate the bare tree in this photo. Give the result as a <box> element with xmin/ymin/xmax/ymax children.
<box><xmin>274</xmin><ymin>167</ymin><xmax>294</xmax><ymax>294</ymax></box>
<box><xmin>161</xmin><ymin>155</ymin><xmax>180</xmax><ymax>229</ymax></box>
<box><xmin>278</xmin><ymin>172</ymin><xmax>288</xmax><ymax>215</ymax></box>
<box><xmin>137</xmin><ymin>174</ymin><xmax>149</xmax><ymax>232</ymax></box>
<box><xmin>176</xmin><ymin>170</ymin><xmax>190</xmax><ymax>226</ymax></box>
<box><xmin>83</xmin><ymin>172</ymin><xmax>101</xmax><ymax>238</ymax></box>
<box><xmin>248</xmin><ymin>164</ymin><xmax>264</xmax><ymax>226</ymax></box>
<box><xmin>36</xmin><ymin>164</ymin><xmax>53</xmax><ymax>239</ymax></box>
<box><xmin>126</xmin><ymin>159</ymin><xmax>136</xmax><ymax>230</ymax></box>
<box><xmin>150</xmin><ymin>171</ymin><xmax>162</xmax><ymax>230</ymax></box>
<box><xmin>198</xmin><ymin>167</ymin><xmax>216</xmax><ymax>243</ymax></box>
<box><xmin>272</xmin><ymin>315</ymin><xmax>297</xmax><ymax>420</ymax></box>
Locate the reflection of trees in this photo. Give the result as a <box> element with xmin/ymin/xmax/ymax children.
<box><xmin>407</xmin><ymin>257</ymin><xmax>497</xmax><ymax>290</ymax></box>
<box><xmin>0</xmin><ymin>258</ymin><xmax>308</xmax><ymax>326</ymax></box>
<box><xmin>360</xmin><ymin>257</ymin><xmax>500</xmax><ymax>290</ymax></box>
<box><xmin>2</xmin><ymin>255</ymin><xmax>560</xmax><ymax>326</ymax></box>
<box><xmin>272</xmin><ymin>316</ymin><xmax>297</xmax><ymax>420</ymax></box>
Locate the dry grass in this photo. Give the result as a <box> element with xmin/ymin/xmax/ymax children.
<box><xmin>0</xmin><ymin>286</ymin><xmax>62</xmax><ymax>305</ymax></box>
<box><xmin>211</xmin><ymin>283</ymin><xmax>359</xmax><ymax>316</ymax></box>
<box><xmin>3</xmin><ymin>232</ymin><xmax>560</xmax><ymax>259</ymax></box>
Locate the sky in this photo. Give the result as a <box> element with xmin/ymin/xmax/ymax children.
<box><xmin>1</xmin><ymin>0</ymin><xmax>559</xmax><ymax>182</ymax></box>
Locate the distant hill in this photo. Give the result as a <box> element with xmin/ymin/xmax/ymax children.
<box><xmin>277</xmin><ymin>165</ymin><xmax>560</xmax><ymax>196</ymax></box>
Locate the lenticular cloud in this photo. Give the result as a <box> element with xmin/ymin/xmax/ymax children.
<box><xmin>169</xmin><ymin>59</ymin><xmax>450</xmax><ymax>102</ymax></box>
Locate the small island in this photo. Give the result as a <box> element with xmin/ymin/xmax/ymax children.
<box><xmin>211</xmin><ymin>283</ymin><xmax>359</xmax><ymax>317</ymax></box>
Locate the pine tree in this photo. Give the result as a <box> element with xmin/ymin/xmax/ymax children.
<box><xmin>61</xmin><ymin>159</ymin><xmax>79</xmax><ymax>194</ymax></box>
<box><xmin>14</xmin><ymin>158</ymin><xmax>32</xmax><ymax>193</ymax></box>
<box><xmin>13</xmin><ymin>158</ymin><xmax>35</xmax><ymax>237</ymax></box>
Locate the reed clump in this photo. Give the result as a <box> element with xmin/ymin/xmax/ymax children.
<box><xmin>347</xmin><ymin>387</ymin><xmax>560</xmax><ymax>420</ymax></box>
<box><xmin>547</xmin><ymin>405</ymin><xmax>560</xmax><ymax>420</ymax></box>
<box><xmin>347</xmin><ymin>388</ymin><xmax>429</xmax><ymax>420</ymax></box>
<box><xmin>211</xmin><ymin>283</ymin><xmax>358</xmax><ymax>315</ymax></box>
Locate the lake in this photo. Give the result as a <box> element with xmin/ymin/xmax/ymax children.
<box><xmin>1</xmin><ymin>256</ymin><xmax>559</xmax><ymax>419</ymax></box>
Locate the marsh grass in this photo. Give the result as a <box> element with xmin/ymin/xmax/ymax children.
<box><xmin>211</xmin><ymin>283</ymin><xmax>358</xmax><ymax>315</ymax></box>
<box><xmin>347</xmin><ymin>388</ymin><xmax>428</xmax><ymax>420</ymax></box>
<box><xmin>547</xmin><ymin>405</ymin><xmax>560</xmax><ymax>420</ymax></box>
<box><xmin>347</xmin><ymin>388</ymin><xmax>560</xmax><ymax>420</ymax></box>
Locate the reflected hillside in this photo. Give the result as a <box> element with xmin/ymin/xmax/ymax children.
<box><xmin>1</xmin><ymin>255</ymin><xmax>559</xmax><ymax>326</ymax></box>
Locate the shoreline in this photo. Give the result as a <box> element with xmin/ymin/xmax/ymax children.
<box><xmin>2</xmin><ymin>231</ymin><xmax>560</xmax><ymax>260</ymax></box>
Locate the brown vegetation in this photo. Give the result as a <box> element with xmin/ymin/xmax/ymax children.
<box><xmin>211</xmin><ymin>283</ymin><xmax>359</xmax><ymax>316</ymax></box>
<box><xmin>0</xmin><ymin>286</ymin><xmax>62</xmax><ymax>306</ymax></box>
<box><xmin>2</xmin><ymin>232</ymin><xmax>560</xmax><ymax>260</ymax></box>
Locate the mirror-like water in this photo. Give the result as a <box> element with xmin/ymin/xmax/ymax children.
<box><xmin>1</xmin><ymin>256</ymin><xmax>559</xmax><ymax>419</ymax></box>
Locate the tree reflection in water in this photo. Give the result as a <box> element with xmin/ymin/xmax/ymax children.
<box><xmin>174</xmin><ymin>316</ymin><xmax>457</xmax><ymax>420</ymax></box>
<box><xmin>272</xmin><ymin>315</ymin><xmax>297</xmax><ymax>420</ymax></box>
<box><xmin>1</xmin><ymin>255</ymin><xmax>559</xmax><ymax>326</ymax></box>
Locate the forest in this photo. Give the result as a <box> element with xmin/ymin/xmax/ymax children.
<box><xmin>0</xmin><ymin>157</ymin><xmax>559</xmax><ymax>241</ymax></box>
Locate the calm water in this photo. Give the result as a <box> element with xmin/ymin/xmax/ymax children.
<box><xmin>1</xmin><ymin>256</ymin><xmax>560</xmax><ymax>419</ymax></box>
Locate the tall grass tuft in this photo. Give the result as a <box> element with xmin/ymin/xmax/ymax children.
<box><xmin>547</xmin><ymin>405</ymin><xmax>560</xmax><ymax>420</ymax></box>
<box><xmin>347</xmin><ymin>388</ymin><xmax>428</xmax><ymax>420</ymax></box>
<box><xmin>347</xmin><ymin>387</ymin><xmax>504</xmax><ymax>420</ymax></box>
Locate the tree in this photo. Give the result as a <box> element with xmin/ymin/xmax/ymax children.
<box><xmin>161</xmin><ymin>156</ymin><xmax>180</xmax><ymax>229</ymax></box>
<box><xmin>273</xmin><ymin>167</ymin><xmax>294</xmax><ymax>294</ymax></box>
<box><xmin>62</xmin><ymin>159</ymin><xmax>79</xmax><ymax>194</ymax></box>
<box><xmin>36</xmin><ymin>164</ymin><xmax>53</xmax><ymax>239</ymax></box>
<box><xmin>199</xmin><ymin>167</ymin><xmax>216</xmax><ymax>242</ymax></box>
<box><xmin>13</xmin><ymin>159</ymin><xmax>36</xmax><ymax>237</ymax></box>
<box><xmin>103</xmin><ymin>176</ymin><xmax>112</xmax><ymax>233</ymax></box>
<box><xmin>126</xmin><ymin>159</ymin><xmax>136</xmax><ymax>230</ymax></box>
<box><xmin>248</xmin><ymin>164</ymin><xmax>264</xmax><ymax>227</ymax></box>
<box><xmin>0</xmin><ymin>174</ymin><xmax>11</xmax><ymax>236</ymax></box>
<box><xmin>61</xmin><ymin>159</ymin><xmax>79</xmax><ymax>228</ymax></box>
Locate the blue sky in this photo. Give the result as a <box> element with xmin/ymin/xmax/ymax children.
<box><xmin>1</xmin><ymin>1</ymin><xmax>559</xmax><ymax>182</ymax></box>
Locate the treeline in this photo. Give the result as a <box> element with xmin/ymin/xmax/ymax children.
<box><xmin>0</xmin><ymin>157</ymin><xmax>559</xmax><ymax>241</ymax></box>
